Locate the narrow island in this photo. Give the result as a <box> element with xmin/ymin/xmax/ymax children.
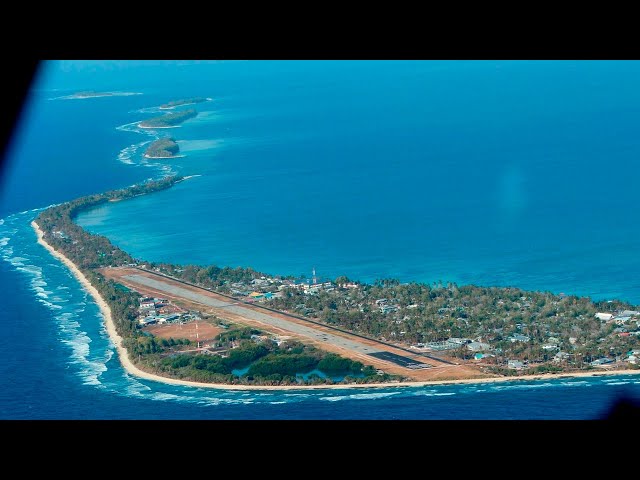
<box><xmin>144</xmin><ymin>138</ymin><xmax>181</xmax><ymax>158</ymax></box>
<box><xmin>159</xmin><ymin>97</ymin><xmax>209</xmax><ymax>109</ymax></box>
<box><xmin>56</xmin><ymin>91</ymin><xmax>143</xmax><ymax>100</ymax></box>
<box><xmin>138</xmin><ymin>109</ymin><xmax>198</xmax><ymax>129</ymax></box>
<box><xmin>33</xmin><ymin>177</ymin><xmax>640</xmax><ymax>390</ymax></box>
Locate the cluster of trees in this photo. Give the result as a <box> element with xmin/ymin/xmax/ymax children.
<box><xmin>148</xmin><ymin>263</ymin><xmax>269</xmax><ymax>292</ymax></box>
<box><xmin>127</xmin><ymin>335</ymin><xmax>191</xmax><ymax>356</ymax></box>
<box><xmin>150</xmin><ymin>332</ymin><xmax>388</xmax><ymax>386</ymax></box>
<box><xmin>139</xmin><ymin>109</ymin><xmax>197</xmax><ymax>128</ymax></box>
<box><xmin>269</xmin><ymin>280</ymin><xmax>640</xmax><ymax>368</ymax></box>
<box><xmin>159</xmin><ymin>97</ymin><xmax>207</xmax><ymax>109</ymax></box>
<box><xmin>144</xmin><ymin>138</ymin><xmax>180</xmax><ymax>158</ymax></box>
<box><xmin>317</xmin><ymin>353</ymin><xmax>368</xmax><ymax>374</ymax></box>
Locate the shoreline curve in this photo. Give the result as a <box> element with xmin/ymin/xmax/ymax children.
<box><xmin>31</xmin><ymin>220</ymin><xmax>640</xmax><ymax>391</ymax></box>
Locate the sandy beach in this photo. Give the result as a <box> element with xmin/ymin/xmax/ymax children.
<box><xmin>32</xmin><ymin>220</ymin><xmax>640</xmax><ymax>391</ymax></box>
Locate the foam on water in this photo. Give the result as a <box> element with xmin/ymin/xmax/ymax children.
<box><xmin>0</xmin><ymin>210</ymin><xmax>111</xmax><ymax>387</ymax></box>
<box><xmin>50</xmin><ymin>92</ymin><xmax>143</xmax><ymax>101</ymax></box>
<box><xmin>117</xmin><ymin>140</ymin><xmax>151</xmax><ymax>165</ymax></box>
<box><xmin>319</xmin><ymin>391</ymin><xmax>403</xmax><ymax>402</ymax></box>
<box><xmin>2</xmin><ymin>209</ymin><xmax>639</xmax><ymax>413</ymax></box>
<box><xmin>115</xmin><ymin>118</ymin><xmax>186</xmax><ymax>177</ymax></box>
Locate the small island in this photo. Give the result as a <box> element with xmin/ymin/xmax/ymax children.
<box><xmin>159</xmin><ymin>97</ymin><xmax>209</xmax><ymax>109</ymax></box>
<box><xmin>56</xmin><ymin>91</ymin><xmax>143</xmax><ymax>100</ymax></box>
<box><xmin>138</xmin><ymin>109</ymin><xmax>198</xmax><ymax>129</ymax></box>
<box><xmin>73</xmin><ymin>91</ymin><xmax>116</xmax><ymax>98</ymax></box>
<box><xmin>144</xmin><ymin>138</ymin><xmax>180</xmax><ymax>158</ymax></box>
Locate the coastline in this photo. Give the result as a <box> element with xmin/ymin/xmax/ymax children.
<box><xmin>159</xmin><ymin>98</ymin><xmax>212</xmax><ymax>110</ymax></box>
<box><xmin>137</xmin><ymin>123</ymin><xmax>180</xmax><ymax>129</ymax></box>
<box><xmin>53</xmin><ymin>92</ymin><xmax>143</xmax><ymax>101</ymax></box>
<box><xmin>159</xmin><ymin>103</ymin><xmax>196</xmax><ymax>110</ymax></box>
<box><xmin>143</xmin><ymin>154</ymin><xmax>186</xmax><ymax>159</ymax></box>
<box><xmin>31</xmin><ymin>219</ymin><xmax>640</xmax><ymax>391</ymax></box>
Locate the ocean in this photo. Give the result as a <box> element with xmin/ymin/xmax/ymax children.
<box><xmin>1</xmin><ymin>60</ymin><xmax>640</xmax><ymax>419</ymax></box>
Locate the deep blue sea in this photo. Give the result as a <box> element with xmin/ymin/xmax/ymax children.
<box><xmin>1</xmin><ymin>60</ymin><xmax>640</xmax><ymax>419</ymax></box>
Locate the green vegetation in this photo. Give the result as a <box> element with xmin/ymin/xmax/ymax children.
<box><xmin>267</xmin><ymin>280</ymin><xmax>640</xmax><ymax>371</ymax></box>
<box><xmin>148</xmin><ymin>263</ymin><xmax>267</xmax><ymax>293</ymax></box>
<box><xmin>150</xmin><ymin>330</ymin><xmax>389</xmax><ymax>386</ymax></box>
<box><xmin>35</xmin><ymin>171</ymin><xmax>640</xmax><ymax>385</ymax></box>
<box><xmin>72</xmin><ymin>91</ymin><xmax>115</xmax><ymax>98</ymax></box>
<box><xmin>317</xmin><ymin>353</ymin><xmax>364</xmax><ymax>374</ymax></box>
<box><xmin>160</xmin><ymin>97</ymin><xmax>207</xmax><ymax>109</ymax></box>
<box><xmin>139</xmin><ymin>109</ymin><xmax>197</xmax><ymax>128</ymax></box>
<box><xmin>144</xmin><ymin>138</ymin><xmax>180</xmax><ymax>158</ymax></box>
<box><xmin>34</xmin><ymin>176</ymin><xmax>183</xmax><ymax>356</ymax></box>
<box><xmin>35</xmin><ymin>178</ymin><xmax>389</xmax><ymax>386</ymax></box>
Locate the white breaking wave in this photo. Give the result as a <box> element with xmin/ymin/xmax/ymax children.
<box><xmin>0</xmin><ymin>211</ymin><xmax>111</xmax><ymax>387</ymax></box>
<box><xmin>117</xmin><ymin>140</ymin><xmax>151</xmax><ymax>165</ymax></box>
<box><xmin>133</xmin><ymin>106</ymin><xmax>165</xmax><ymax>115</ymax></box>
<box><xmin>116</xmin><ymin>121</ymin><xmax>159</xmax><ymax>138</ymax></box>
<box><xmin>50</xmin><ymin>92</ymin><xmax>143</xmax><ymax>101</ymax></box>
<box><xmin>319</xmin><ymin>391</ymin><xmax>403</xmax><ymax>402</ymax></box>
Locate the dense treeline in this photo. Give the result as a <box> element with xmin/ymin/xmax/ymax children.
<box><xmin>160</xmin><ymin>97</ymin><xmax>207</xmax><ymax>109</ymax></box>
<box><xmin>144</xmin><ymin>138</ymin><xmax>180</xmax><ymax>158</ymax></box>
<box><xmin>149</xmin><ymin>334</ymin><xmax>388</xmax><ymax>386</ymax></box>
<box><xmin>139</xmin><ymin>109</ymin><xmax>197</xmax><ymax>128</ymax></box>
<box><xmin>269</xmin><ymin>280</ymin><xmax>640</xmax><ymax>368</ymax></box>
<box><xmin>148</xmin><ymin>263</ymin><xmax>270</xmax><ymax>293</ymax></box>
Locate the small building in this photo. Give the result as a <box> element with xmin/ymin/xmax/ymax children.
<box><xmin>595</xmin><ymin>313</ymin><xmax>614</xmax><ymax>321</ymax></box>
<box><xmin>622</xmin><ymin>310</ymin><xmax>640</xmax><ymax>317</ymax></box>
<box><xmin>508</xmin><ymin>360</ymin><xmax>524</xmax><ymax>370</ymax></box>
<box><xmin>467</xmin><ymin>342</ymin><xmax>490</xmax><ymax>352</ymax></box>
<box><xmin>138</xmin><ymin>316</ymin><xmax>158</xmax><ymax>326</ymax></box>
<box><xmin>542</xmin><ymin>344</ymin><xmax>558</xmax><ymax>350</ymax></box>
<box><xmin>614</xmin><ymin>316</ymin><xmax>632</xmax><ymax>324</ymax></box>
<box><xmin>510</xmin><ymin>334</ymin><xmax>530</xmax><ymax>343</ymax></box>
<box><xmin>553</xmin><ymin>351</ymin><xmax>570</xmax><ymax>362</ymax></box>
<box><xmin>627</xmin><ymin>355</ymin><xmax>638</xmax><ymax>365</ymax></box>
<box><xmin>590</xmin><ymin>357</ymin><xmax>614</xmax><ymax>367</ymax></box>
<box><xmin>380</xmin><ymin>304</ymin><xmax>398</xmax><ymax>314</ymax></box>
<box><xmin>448</xmin><ymin>337</ymin><xmax>471</xmax><ymax>345</ymax></box>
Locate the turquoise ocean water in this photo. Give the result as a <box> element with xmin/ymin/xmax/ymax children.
<box><xmin>1</xmin><ymin>60</ymin><xmax>639</xmax><ymax>418</ymax></box>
